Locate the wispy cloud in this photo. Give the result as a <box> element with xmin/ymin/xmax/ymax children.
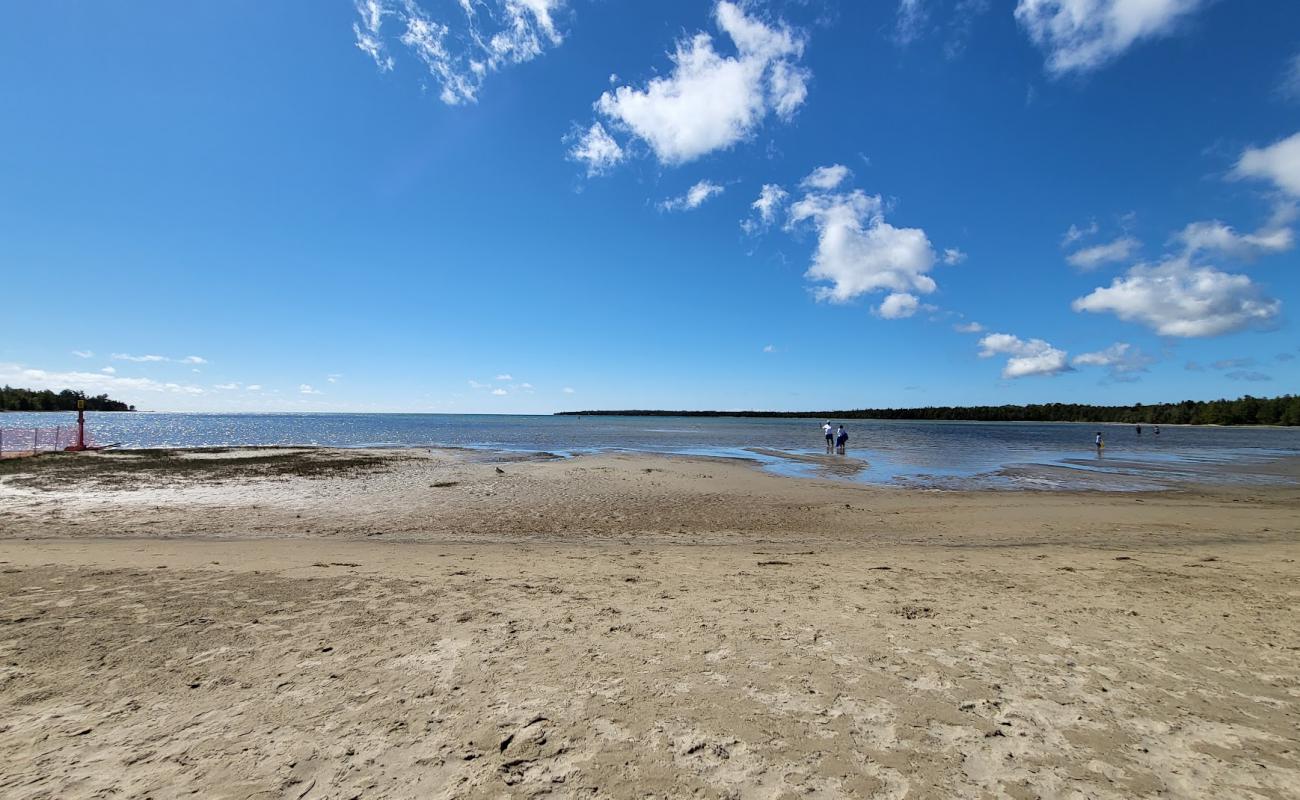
<box><xmin>659</xmin><ymin>180</ymin><xmax>725</xmax><ymax>212</ymax></box>
<box><xmin>352</xmin><ymin>0</ymin><xmax>567</xmax><ymax>106</ymax></box>
<box><xmin>1066</xmin><ymin>235</ymin><xmax>1140</xmax><ymax>270</ymax></box>
<box><xmin>495</xmin><ymin>373</ymin><xmax>513</xmax><ymax>381</ymax></box>
<box><xmin>299</xmin><ymin>384</ymin><xmax>323</xmax><ymax>395</ymax></box>
<box><xmin>1071</xmin><ymin>342</ymin><xmax>1154</xmax><ymax>382</ymax></box>
<box><xmin>491</xmin><ymin>388</ymin><xmax>508</xmax><ymax>396</ymax></box>
<box><xmin>71</xmin><ymin>350</ymin><xmax>94</xmax><ymax>359</ymax></box>
<box><xmin>562</xmin><ymin>386</ymin><xmax>575</xmax><ymax>394</ymax></box>
<box><xmin>112</xmin><ymin>353</ymin><xmax>167</xmax><ymax>363</ymax></box>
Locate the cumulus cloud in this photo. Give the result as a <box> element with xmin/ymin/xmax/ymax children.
<box><xmin>1015</xmin><ymin>0</ymin><xmax>1205</xmax><ymax>76</ymax></box>
<box><xmin>877</xmin><ymin>292</ymin><xmax>921</xmax><ymax>319</ymax></box>
<box><xmin>0</xmin><ymin>363</ymin><xmax>204</xmax><ymax>397</ymax></box>
<box><xmin>953</xmin><ymin>321</ymin><xmax>984</xmax><ymax>334</ymax></box>
<box><xmin>299</xmin><ymin>384</ymin><xmax>322</xmax><ymax>395</ymax></box>
<box><xmin>588</xmin><ymin>1</ymin><xmax>809</xmax><ymax>166</ymax></box>
<box><xmin>1066</xmin><ymin>235</ymin><xmax>1140</xmax><ymax>270</ymax></box>
<box><xmin>100</xmin><ymin>366</ymin><xmax>115</xmax><ymax>374</ymax></box>
<box><xmin>1071</xmin><ymin>342</ymin><xmax>1154</xmax><ymax>381</ymax></box>
<box><xmin>978</xmin><ymin>333</ymin><xmax>1070</xmax><ymax>378</ymax></box>
<box><xmin>1172</xmin><ymin>207</ymin><xmax>1295</xmax><ymax>260</ymax></box>
<box><xmin>352</xmin><ymin>0</ymin><xmax>566</xmax><ymax>105</ymax></box>
<box><xmin>942</xmin><ymin>247</ymin><xmax>967</xmax><ymax>265</ymax></box>
<box><xmin>491</xmin><ymin>388</ymin><xmax>508</xmax><ymax>396</ymax></box>
<box><xmin>1072</xmin><ymin>255</ymin><xmax>1280</xmax><ymax>337</ymax></box>
<box><xmin>788</xmin><ymin>187</ymin><xmax>938</xmax><ymax>306</ymax></box>
<box><xmin>1232</xmin><ymin>131</ymin><xmax>1300</xmax><ymax>197</ymax></box>
<box><xmin>660</xmin><ymin>179</ymin><xmax>725</xmax><ymax>212</ymax></box>
<box><xmin>567</xmin><ymin>123</ymin><xmax>625</xmax><ymax>176</ymax></box>
<box><xmin>800</xmin><ymin>164</ymin><xmax>851</xmax><ymax>191</ymax></box>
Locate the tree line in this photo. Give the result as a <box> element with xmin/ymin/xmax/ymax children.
<box><xmin>0</xmin><ymin>386</ymin><xmax>134</xmax><ymax>412</ymax></box>
<box><xmin>558</xmin><ymin>395</ymin><xmax>1300</xmax><ymax>426</ymax></box>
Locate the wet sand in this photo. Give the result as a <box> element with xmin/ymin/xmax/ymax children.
<box><xmin>1</xmin><ymin>448</ymin><xmax>1298</xmax><ymax>798</ymax></box>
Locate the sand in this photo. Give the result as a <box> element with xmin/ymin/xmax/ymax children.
<box><xmin>1</xmin><ymin>447</ymin><xmax>1298</xmax><ymax>798</ymax></box>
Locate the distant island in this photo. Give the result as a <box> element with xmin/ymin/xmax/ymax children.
<box><xmin>1</xmin><ymin>386</ymin><xmax>135</xmax><ymax>412</ymax></box>
<box><xmin>558</xmin><ymin>394</ymin><xmax>1300</xmax><ymax>427</ymax></box>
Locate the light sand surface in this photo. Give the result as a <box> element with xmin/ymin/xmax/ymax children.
<box><xmin>1</xmin><ymin>448</ymin><xmax>1298</xmax><ymax>798</ymax></box>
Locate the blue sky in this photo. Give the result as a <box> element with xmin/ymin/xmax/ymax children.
<box><xmin>2</xmin><ymin>0</ymin><xmax>1298</xmax><ymax>413</ymax></box>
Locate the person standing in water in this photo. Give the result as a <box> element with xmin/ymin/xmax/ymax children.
<box><xmin>1154</xmin><ymin>425</ymin><xmax>1160</xmax><ymax>435</ymax></box>
<box><xmin>836</xmin><ymin>425</ymin><xmax>848</xmax><ymax>455</ymax></box>
<box><xmin>1095</xmin><ymin>431</ymin><xmax>1104</xmax><ymax>452</ymax></box>
<box><xmin>822</xmin><ymin>421</ymin><xmax>834</xmax><ymax>453</ymax></box>
<box><xmin>1136</xmin><ymin>425</ymin><xmax>1142</xmax><ymax>435</ymax></box>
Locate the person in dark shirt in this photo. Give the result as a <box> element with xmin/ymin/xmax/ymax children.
<box><xmin>835</xmin><ymin>425</ymin><xmax>848</xmax><ymax>455</ymax></box>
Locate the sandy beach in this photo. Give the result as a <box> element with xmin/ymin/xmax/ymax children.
<box><xmin>2</xmin><ymin>447</ymin><xmax>1298</xmax><ymax>798</ymax></box>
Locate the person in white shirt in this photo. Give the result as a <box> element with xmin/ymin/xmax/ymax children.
<box><xmin>822</xmin><ymin>421</ymin><xmax>834</xmax><ymax>453</ymax></box>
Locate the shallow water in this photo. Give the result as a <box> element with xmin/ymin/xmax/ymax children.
<box><xmin>3</xmin><ymin>411</ymin><xmax>1298</xmax><ymax>490</ymax></box>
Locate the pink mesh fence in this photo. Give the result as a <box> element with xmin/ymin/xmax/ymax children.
<box><xmin>0</xmin><ymin>425</ymin><xmax>91</xmax><ymax>455</ymax></box>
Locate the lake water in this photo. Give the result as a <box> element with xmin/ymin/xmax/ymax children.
<box><xmin>4</xmin><ymin>411</ymin><xmax>1299</xmax><ymax>490</ymax></box>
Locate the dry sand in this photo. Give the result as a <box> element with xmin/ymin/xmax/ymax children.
<box><xmin>1</xmin><ymin>447</ymin><xmax>1298</xmax><ymax>798</ymax></box>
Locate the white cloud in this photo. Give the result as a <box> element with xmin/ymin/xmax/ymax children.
<box><xmin>894</xmin><ymin>0</ymin><xmax>929</xmax><ymax>46</ymax></box>
<box><xmin>590</xmin><ymin>1</ymin><xmax>809</xmax><ymax>166</ymax></box>
<box><xmin>468</xmin><ymin>379</ymin><xmax>490</xmax><ymax>389</ymax></box>
<box><xmin>299</xmin><ymin>384</ymin><xmax>323</xmax><ymax>395</ymax></box>
<box><xmin>762</xmin><ymin>344</ymin><xmax>777</xmax><ymax>353</ymax></box>
<box><xmin>1072</xmin><ymin>255</ymin><xmax>1281</xmax><ymax>337</ymax></box>
<box><xmin>788</xmin><ymin>188</ymin><xmax>938</xmax><ymax>305</ymax></box>
<box><xmin>1071</xmin><ymin>342</ymin><xmax>1154</xmax><ymax>380</ymax></box>
<box><xmin>327</xmin><ymin>374</ymin><xmax>343</xmax><ymax>383</ymax></box>
<box><xmin>942</xmin><ymin>247</ymin><xmax>967</xmax><ymax>265</ymax></box>
<box><xmin>751</xmin><ymin>184</ymin><xmax>787</xmax><ymax>224</ymax></box>
<box><xmin>978</xmin><ymin>333</ymin><xmax>1070</xmax><ymax>378</ymax></box>
<box><xmin>520</xmin><ymin>382</ymin><xmax>534</xmax><ymax>389</ymax></box>
<box><xmin>180</xmin><ymin>355</ymin><xmax>207</xmax><ymax>365</ymax></box>
<box><xmin>562</xmin><ymin>386</ymin><xmax>575</xmax><ymax>393</ymax></box>
<box><xmin>1066</xmin><ymin>235</ymin><xmax>1140</xmax><ymax>270</ymax></box>
<box><xmin>567</xmin><ymin>123</ymin><xmax>625</xmax><ymax>176</ymax></box>
<box><xmin>660</xmin><ymin>179</ymin><xmax>725</xmax><ymax>212</ymax></box>
<box><xmin>1061</xmin><ymin>220</ymin><xmax>1099</xmax><ymax>247</ymax></box>
<box><xmin>877</xmin><ymin>292</ymin><xmax>921</xmax><ymax>319</ymax></box>
<box><xmin>100</xmin><ymin>366</ymin><xmax>116</xmax><ymax>374</ymax></box>
<box><xmin>1279</xmin><ymin>53</ymin><xmax>1300</xmax><ymax>102</ymax></box>
<box><xmin>495</xmin><ymin>373</ymin><xmax>513</xmax><ymax>381</ymax></box>
<box><xmin>953</xmin><ymin>321</ymin><xmax>984</xmax><ymax>333</ymax></box>
<box><xmin>112</xmin><ymin>353</ymin><xmax>167</xmax><ymax>363</ymax></box>
<box><xmin>1232</xmin><ymin>131</ymin><xmax>1300</xmax><ymax>197</ymax></box>
<box><xmin>214</xmin><ymin>382</ymin><xmax>241</xmax><ymax>391</ymax></box>
<box><xmin>491</xmin><ymin>388</ymin><xmax>508</xmax><ymax>396</ymax></box>
<box><xmin>246</xmin><ymin>384</ymin><xmax>263</xmax><ymax>392</ymax></box>
<box><xmin>353</xmin><ymin>0</ymin><xmax>566</xmax><ymax>105</ymax></box>
<box><xmin>800</xmin><ymin>164</ymin><xmax>851</xmax><ymax>191</ymax></box>
<box><xmin>1015</xmin><ymin>0</ymin><xmax>1205</xmax><ymax>76</ymax></box>
<box><xmin>71</xmin><ymin>350</ymin><xmax>93</xmax><ymax>358</ymax></box>
<box><xmin>1172</xmin><ymin>208</ymin><xmax>1295</xmax><ymax>260</ymax></box>
<box><xmin>0</xmin><ymin>363</ymin><xmax>204</xmax><ymax>396</ymax></box>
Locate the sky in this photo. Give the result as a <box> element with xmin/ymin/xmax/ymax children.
<box><xmin>2</xmin><ymin>0</ymin><xmax>1299</xmax><ymax>413</ymax></box>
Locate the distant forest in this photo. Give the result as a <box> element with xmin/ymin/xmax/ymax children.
<box><xmin>1</xmin><ymin>386</ymin><xmax>134</xmax><ymax>412</ymax></box>
<box><xmin>558</xmin><ymin>395</ymin><xmax>1300</xmax><ymax>426</ymax></box>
